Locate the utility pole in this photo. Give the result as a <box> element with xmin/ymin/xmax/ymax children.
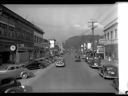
<box><xmin>88</xmin><ymin>20</ymin><xmax>97</xmax><ymax>61</ymax></box>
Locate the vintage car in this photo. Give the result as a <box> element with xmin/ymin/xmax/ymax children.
<box><xmin>99</xmin><ymin>64</ymin><xmax>118</xmax><ymax>79</ymax></box>
<box><xmin>0</xmin><ymin>78</ymin><xmax>27</xmax><ymax>93</ymax></box>
<box><xmin>56</xmin><ymin>58</ymin><xmax>65</xmax><ymax>67</ymax></box>
<box><xmin>24</xmin><ymin>60</ymin><xmax>46</xmax><ymax>70</ymax></box>
<box><xmin>89</xmin><ymin>57</ymin><xmax>102</xmax><ymax>68</ymax></box>
<box><xmin>0</xmin><ymin>65</ymin><xmax>34</xmax><ymax>80</ymax></box>
<box><xmin>75</xmin><ymin>55</ymin><xmax>81</xmax><ymax>62</ymax></box>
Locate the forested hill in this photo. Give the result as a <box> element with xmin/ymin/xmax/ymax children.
<box><xmin>63</xmin><ymin>35</ymin><xmax>103</xmax><ymax>49</ymax></box>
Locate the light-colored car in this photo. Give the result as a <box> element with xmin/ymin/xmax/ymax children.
<box><xmin>0</xmin><ymin>65</ymin><xmax>34</xmax><ymax>80</ymax></box>
<box><xmin>55</xmin><ymin>59</ymin><xmax>65</xmax><ymax>67</ymax></box>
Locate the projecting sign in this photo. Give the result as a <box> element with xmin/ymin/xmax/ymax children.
<box><xmin>49</xmin><ymin>40</ymin><xmax>55</xmax><ymax>48</ymax></box>
<box><xmin>10</xmin><ymin>45</ymin><xmax>16</xmax><ymax>51</ymax></box>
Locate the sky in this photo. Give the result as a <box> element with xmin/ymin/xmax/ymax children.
<box><xmin>4</xmin><ymin>4</ymin><xmax>117</xmax><ymax>43</ymax></box>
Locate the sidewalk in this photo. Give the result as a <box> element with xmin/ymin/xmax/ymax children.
<box><xmin>101</xmin><ymin>58</ymin><xmax>118</xmax><ymax>66</ymax></box>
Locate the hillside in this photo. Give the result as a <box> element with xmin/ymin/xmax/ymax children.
<box><xmin>63</xmin><ymin>35</ymin><xmax>103</xmax><ymax>49</ymax></box>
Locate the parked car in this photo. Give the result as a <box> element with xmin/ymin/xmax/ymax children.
<box><xmin>39</xmin><ymin>59</ymin><xmax>51</xmax><ymax>67</ymax></box>
<box><xmin>81</xmin><ymin>54</ymin><xmax>86</xmax><ymax>59</ymax></box>
<box><xmin>24</xmin><ymin>60</ymin><xmax>45</xmax><ymax>70</ymax></box>
<box><xmin>0</xmin><ymin>65</ymin><xmax>34</xmax><ymax>80</ymax></box>
<box><xmin>99</xmin><ymin>64</ymin><xmax>118</xmax><ymax>79</ymax></box>
<box><xmin>112</xmin><ymin>78</ymin><xmax>119</xmax><ymax>91</ymax></box>
<box><xmin>0</xmin><ymin>78</ymin><xmax>27</xmax><ymax>93</ymax></box>
<box><xmin>89</xmin><ymin>57</ymin><xmax>101</xmax><ymax>68</ymax></box>
<box><xmin>86</xmin><ymin>56</ymin><xmax>93</xmax><ymax>64</ymax></box>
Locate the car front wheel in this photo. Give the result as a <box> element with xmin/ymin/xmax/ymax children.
<box><xmin>21</xmin><ymin>72</ymin><xmax>28</xmax><ymax>79</ymax></box>
<box><xmin>5</xmin><ymin>87</ymin><xmax>24</xmax><ymax>93</ymax></box>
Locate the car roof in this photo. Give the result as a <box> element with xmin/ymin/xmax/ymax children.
<box><xmin>103</xmin><ymin>64</ymin><xmax>118</xmax><ymax>68</ymax></box>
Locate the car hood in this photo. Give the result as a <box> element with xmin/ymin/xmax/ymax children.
<box><xmin>0</xmin><ymin>70</ymin><xmax>8</xmax><ymax>73</ymax></box>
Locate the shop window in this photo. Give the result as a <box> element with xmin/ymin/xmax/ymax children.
<box><xmin>115</xmin><ymin>29</ymin><xmax>117</xmax><ymax>39</ymax></box>
<box><xmin>34</xmin><ymin>35</ymin><xmax>36</xmax><ymax>42</ymax></box>
<box><xmin>107</xmin><ymin>32</ymin><xmax>109</xmax><ymax>40</ymax></box>
<box><xmin>111</xmin><ymin>31</ymin><xmax>113</xmax><ymax>39</ymax></box>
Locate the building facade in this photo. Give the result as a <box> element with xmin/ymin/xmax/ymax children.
<box><xmin>33</xmin><ymin>25</ymin><xmax>45</xmax><ymax>59</ymax></box>
<box><xmin>99</xmin><ymin>18</ymin><xmax>118</xmax><ymax>60</ymax></box>
<box><xmin>0</xmin><ymin>5</ymin><xmax>45</xmax><ymax>65</ymax></box>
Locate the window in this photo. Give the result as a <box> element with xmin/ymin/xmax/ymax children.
<box><xmin>104</xmin><ymin>34</ymin><xmax>106</xmax><ymax>39</ymax></box>
<box><xmin>115</xmin><ymin>29</ymin><xmax>117</xmax><ymax>39</ymax></box>
<box><xmin>107</xmin><ymin>32</ymin><xmax>109</xmax><ymax>40</ymax></box>
<box><xmin>111</xmin><ymin>31</ymin><xmax>113</xmax><ymax>39</ymax></box>
<box><xmin>34</xmin><ymin>35</ymin><xmax>36</xmax><ymax>42</ymax></box>
<box><xmin>8</xmin><ymin>66</ymin><xmax>15</xmax><ymax>70</ymax></box>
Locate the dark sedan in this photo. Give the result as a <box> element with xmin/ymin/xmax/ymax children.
<box><xmin>0</xmin><ymin>78</ymin><xmax>27</xmax><ymax>93</ymax></box>
<box><xmin>89</xmin><ymin>57</ymin><xmax>101</xmax><ymax>68</ymax></box>
<box><xmin>24</xmin><ymin>60</ymin><xmax>45</xmax><ymax>70</ymax></box>
<box><xmin>75</xmin><ymin>55</ymin><xmax>81</xmax><ymax>62</ymax></box>
<box><xmin>99</xmin><ymin>64</ymin><xmax>118</xmax><ymax>79</ymax></box>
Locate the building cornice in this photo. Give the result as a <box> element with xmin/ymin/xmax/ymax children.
<box><xmin>0</xmin><ymin>5</ymin><xmax>44</xmax><ymax>35</ymax></box>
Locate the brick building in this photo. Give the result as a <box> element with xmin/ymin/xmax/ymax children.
<box><xmin>0</xmin><ymin>5</ymin><xmax>45</xmax><ymax>65</ymax></box>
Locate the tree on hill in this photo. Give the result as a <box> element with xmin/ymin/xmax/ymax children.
<box><xmin>63</xmin><ymin>35</ymin><xmax>103</xmax><ymax>50</ymax></box>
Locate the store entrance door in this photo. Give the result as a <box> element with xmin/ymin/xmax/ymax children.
<box><xmin>0</xmin><ymin>52</ymin><xmax>10</xmax><ymax>64</ymax></box>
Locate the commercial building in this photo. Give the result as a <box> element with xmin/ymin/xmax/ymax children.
<box><xmin>0</xmin><ymin>5</ymin><xmax>45</xmax><ymax>65</ymax></box>
<box><xmin>33</xmin><ymin>25</ymin><xmax>45</xmax><ymax>59</ymax></box>
<box><xmin>99</xmin><ymin>18</ymin><xmax>118</xmax><ymax>60</ymax></box>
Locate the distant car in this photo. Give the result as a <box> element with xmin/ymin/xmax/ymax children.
<box><xmin>99</xmin><ymin>64</ymin><xmax>118</xmax><ymax>79</ymax></box>
<box><xmin>75</xmin><ymin>55</ymin><xmax>81</xmax><ymax>62</ymax></box>
<box><xmin>0</xmin><ymin>65</ymin><xmax>34</xmax><ymax>80</ymax></box>
<box><xmin>56</xmin><ymin>59</ymin><xmax>65</xmax><ymax>67</ymax></box>
<box><xmin>81</xmin><ymin>54</ymin><xmax>86</xmax><ymax>59</ymax></box>
<box><xmin>0</xmin><ymin>78</ymin><xmax>27</xmax><ymax>93</ymax></box>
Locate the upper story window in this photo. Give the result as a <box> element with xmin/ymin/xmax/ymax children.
<box><xmin>107</xmin><ymin>32</ymin><xmax>109</xmax><ymax>40</ymax></box>
<box><xmin>111</xmin><ymin>31</ymin><xmax>113</xmax><ymax>39</ymax></box>
<box><xmin>115</xmin><ymin>29</ymin><xmax>117</xmax><ymax>39</ymax></box>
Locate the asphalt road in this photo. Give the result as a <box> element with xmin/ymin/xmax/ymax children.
<box><xmin>20</xmin><ymin>52</ymin><xmax>117</xmax><ymax>93</ymax></box>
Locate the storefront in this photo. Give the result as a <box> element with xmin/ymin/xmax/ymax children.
<box><xmin>105</xmin><ymin>44</ymin><xmax>118</xmax><ymax>60</ymax></box>
<box><xmin>0</xmin><ymin>43</ymin><xmax>17</xmax><ymax>65</ymax></box>
<box><xmin>16</xmin><ymin>44</ymin><xmax>34</xmax><ymax>64</ymax></box>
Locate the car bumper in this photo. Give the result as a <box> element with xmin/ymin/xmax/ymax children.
<box><xmin>56</xmin><ymin>63</ymin><xmax>65</xmax><ymax>67</ymax></box>
<box><xmin>99</xmin><ymin>72</ymin><xmax>118</xmax><ymax>79</ymax></box>
<box><xmin>90</xmin><ymin>65</ymin><xmax>101</xmax><ymax>68</ymax></box>
<box><xmin>20</xmin><ymin>85</ymin><xmax>27</xmax><ymax>92</ymax></box>
<box><xmin>90</xmin><ymin>63</ymin><xmax>101</xmax><ymax>68</ymax></box>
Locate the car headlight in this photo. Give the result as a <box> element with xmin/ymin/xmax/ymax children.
<box><xmin>94</xmin><ymin>63</ymin><xmax>98</xmax><ymax>66</ymax></box>
<box><xmin>21</xmin><ymin>85</ymin><xmax>25</xmax><ymax>89</ymax></box>
<box><xmin>108</xmin><ymin>71</ymin><xmax>115</xmax><ymax>75</ymax></box>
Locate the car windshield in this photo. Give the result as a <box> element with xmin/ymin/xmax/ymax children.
<box><xmin>106</xmin><ymin>66</ymin><xmax>117</xmax><ymax>71</ymax></box>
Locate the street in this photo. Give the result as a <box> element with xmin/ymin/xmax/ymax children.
<box><xmin>19</xmin><ymin>52</ymin><xmax>117</xmax><ymax>93</ymax></box>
